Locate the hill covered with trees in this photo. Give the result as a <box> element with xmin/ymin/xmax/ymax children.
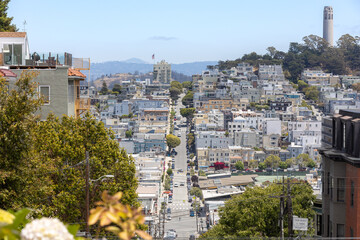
<box><xmin>209</xmin><ymin>34</ymin><xmax>360</xmax><ymax>83</ymax></box>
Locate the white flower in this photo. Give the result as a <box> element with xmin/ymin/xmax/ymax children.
<box><xmin>21</xmin><ymin>217</ymin><xmax>74</xmax><ymax>240</ymax></box>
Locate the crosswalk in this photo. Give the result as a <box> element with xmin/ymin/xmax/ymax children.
<box><xmin>170</xmin><ymin>202</ymin><xmax>190</xmax><ymax>211</ymax></box>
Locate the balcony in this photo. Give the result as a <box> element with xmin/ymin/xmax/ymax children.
<box><xmin>75</xmin><ymin>98</ymin><xmax>90</xmax><ymax>116</ymax></box>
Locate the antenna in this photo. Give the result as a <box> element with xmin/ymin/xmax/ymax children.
<box><xmin>23</xmin><ymin>20</ymin><xmax>27</xmax><ymax>32</ymax></box>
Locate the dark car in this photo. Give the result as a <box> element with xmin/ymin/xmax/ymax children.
<box><xmin>266</xmin><ymin>168</ymin><xmax>273</xmax><ymax>173</ymax></box>
<box><xmin>277</xmin><ymin>168</ymin><xmax>284</xmax><ymax>172</ymax></box>
<box><xmin>255</xmin><ymin>168</ymin><xmax>263</xmax><ymax>172</ymax></box>
<box><xmin>299</xmin><ymin>167</ymin><xmax>307</xmax><ymax>172</ymax></box>
<box><xmin>172</xmin><ymin>164</ymin><xmax>175</xmax><ymax>169</ymax></box>
<box><xmin>167</xmin><ymin>208</ymin><xmax>171</xmax><ymax>214</ymax></box>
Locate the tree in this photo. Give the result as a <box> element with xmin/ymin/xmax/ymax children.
<box><xmin>235</xmin><ymin>161</ymin><xmax>244</xmax><ymax>171</ymax></box>
<box><xmin>167</xmin><ymin>168</ymin><xmax>173</xmax><ymax>176</ymax></box>
<box><xmin>112</xmin><ymin>84</ymin><xmax>122</xmax><ymax>95</ymax></box>
<box><xmin>100</xmin><ymin>81</ymin><xmax>108</xmax><ymax>95</ymax></box>
<box><xmin>351</xmin><ymin>83</ymin><xmax>360</xmax><ymax>92</ymax></box>
<box><xmin>285</xmin><ymin>158</ymin><xmax>294</xmax><ymax>168</ymax></box>
<box><xmin>296</xmin><ymin>153</ymin><xmax>313</xmax><ymax>168</ymax></box>
<box><xmin>190</xmin><ymin>187</ymin><xmax>203</xmax><ymax>200</ymax></box>
<box><xmin>264</xmin><ymin>155</ymin><xmax>281</xmax><ymax>169</ymax></box>
<box><xmin>0</xmin><ymin>0</ymin><xmax>17</xmax><ymax>32</ymax></box>
<box><xmin>182</xmin><ymin>81</ymin><xmax>192</xmax><ymax>90</ymax></box>
<box><xmin>182</xmin><ymin>91</ymin><xmax>194</xmax><ymax>106</ymax></box>
<box><xmin>166</xmin><ymin>134</ymin><xmax>181</xmax><ymax>151</ymax></box>
<box><xmin>224</xmin><ymin>131</ymin><xmax>229</xmax><ymax>137</ymax></box>
<box><xmin>180</xmin><ymin>108</ymin><xmax>195</xmax><ymax>123</ymax></box>
<box><xmin>169</xmin><ymin>87</ymin><xmax>181</xmax><ymax>101</ymax></box>
<box><xmin>304</xmin><ymin>86</ymin><xmax>320</xmax><ymax>101</ymax></box>
<box><xmin>170</xmin><ymin>81</ymin><xmax>183</xmax><ymax>91</ymax></box>
<box><xmin>0</xmin><ymin>71</ymin><xmax>43</xmax><ymax>209</ymax></box>
<box><xmin>297</xmin><ymin>80</ymin><xmax>309</xmax><ymax>92</ymax></box>
<box><xmin>125</xmin><ymin>129</ymin><xmax>133</xmax><ymax>138</ymax></box>
<box><xmin>248</xmin><ymin>160</ymin><xmax>258</xmax><ymax>169</ymax></box>
<box><xmin>30</xmin><ymin>113</ymin><xmax>138</xmax><ymax>226</ymax></box>
<box><xmin>200</xmin><ymin>180</ymin><xmax>315</xmax><ymax>239</ymax></box>
<box><xmin>279</xmin><ymin>161</ymin><xmax>287</xmax><ymax>169</ymax></box>
<box><xmin>258</xmin><ymin>162</ymin><xmax>266</xmax><ymax>170</ymax></box>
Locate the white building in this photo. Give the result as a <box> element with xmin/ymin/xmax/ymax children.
<box><xmin>262</xmin><ymin>118</ymin><xmax>282</xmax><ymax>135</ymax></box>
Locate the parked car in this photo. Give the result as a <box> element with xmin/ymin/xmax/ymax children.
<box><xmin>299</xmin><ymin>167</ymin><xmax>307</xmax><ymax>172</ymax></box>
<box><xmin>174</xmin><ymin>183</ymin><xmax>179</xmax><ymax>187</ymax></box>
<box><xmin>190</xmin><ymin>209</ymin><xmax>194</xmax><ymax>217</ymax></box>
<box><xmin>266</xmin><ymin>168</ymin><xmax>273</xmax><ymax>173</ymax></box>
<box><xmin>277</xmin><ymin>168</ymin><xmax>284</xmax><ymax>172</ymax></box>
<box><xmin>180</xmin><ymin>182</ymin><xmax>185</xmax><ymax>186</ymax></box>
<box><xmin>178</xmin><ymin>169</ymin><xmax>183</xmax><ymax>172</ymax></box>
<box><xmin>167</xmin><ymin>215</ymin><xmax>171</xmax><ymax>220</ymax></box>
<box><xmin>172</xmin><ymin>164</ymin><xmax>175</xmax><ymax>169</ymax></box>
<box><xmin>255</xmin><ymin>168</ymin><xmax>263</xmax><ymax>172</ymax></box>
<box><xmin>168</xmin><ymin>198</ymin><xmax>172</xmax><ymax>203</ymax></box>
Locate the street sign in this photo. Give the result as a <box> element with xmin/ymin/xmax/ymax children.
<box><xmin>293</xmin><ymin>217</ymin><xmax>308</xmax><ymax>231</ymax></box>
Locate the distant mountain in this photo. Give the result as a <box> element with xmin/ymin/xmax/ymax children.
<box><xmin>89</xmin><ymin>60</ymin><xmax>217</xmax><ymax>81</ymax></box>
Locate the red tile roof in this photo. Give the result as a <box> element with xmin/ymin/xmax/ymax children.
<box><xmin>0</xmin><ymin>32</ymin><xmax>26</xmax><ymax>38</ymax></box>
<box><xmin>68</xmin><ymin>68</ymin><xmax>86</xmax><ymax>78</ymax></box>
<box><xmin>0</xmin><ymin>69</ymin><xmax>17</xmax><ymax>77</ymax></box>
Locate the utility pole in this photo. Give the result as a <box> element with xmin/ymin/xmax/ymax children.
<box><xmin>85</xmin><ymin>151</ymin><xmax>90</xmax><ymax>237</ymax></box>
<box><xmin>280</xmin><ymin>176</ymin><xmax>285</xmax><ymax>240</ymax></box>
<box><xmin>287</xmin><ymin>178</ymin><xmax>293</xmax><ymax>238</ymax></box>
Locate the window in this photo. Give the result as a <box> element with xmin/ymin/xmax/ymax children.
<box><xmin>39</xmin><ymin>86</ymin><xmax>50</xmax><ymax>104</ymax></box>
<box><xmin>337</xmin><ymin>224</ymin><xmax>344</xmax><ymax>237</ymax></box>
<box><xmin>3</xmin><ymin>43</ymin><xmax>23</xmax><ymax>65</ymax></box>
<box><xmin>337</xmin><ymin>178</ymin><xmax>345</xmax><ymax>202</ymax></box>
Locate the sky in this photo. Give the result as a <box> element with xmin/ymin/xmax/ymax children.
<box><xmin>9</xmin><ymin>0</ymin><xmax>360</xmax><ymax>64</ymax></box>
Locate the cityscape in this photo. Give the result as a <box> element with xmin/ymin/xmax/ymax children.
<box><xmin>1</xmin><ymin>1</ymin><xmax>360</xmax><ymax>240</ymax></box>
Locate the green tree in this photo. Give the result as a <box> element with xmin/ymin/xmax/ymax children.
<box><xmin>182</xmin><ymin>91</ymin><xmax>194</xmax><ymax>106</ymax></box>
<box><xmin>125</xmin><ymin>129</ymin><xmax>133</xmax><ymax>138</ymax></box>
<box><xmin>279</xmin><ymin>161</ymin><xmax>287</xmax><ymax>169</ymax></box>
<box><xmin>285</xmin><ymin>158</ymin><xmax>294</xmax><ymax>168</ymax></box>
<box><xmin>181</xmin><ymin>81</ymin><xmax>192</xmax><ymax>90</ymax></box>
<box><xmin>112</xmin><ymin>83</ymin><xmax>122</xmax><ymax>95</ymax></box>
<box><xmin>180</xmin><ymin>108</ymin><xmax>195</xmax><ymax>123</ymax></box>
<box><xmin>0</xmin><ymin>0</ymin><xmax>17</xmax><ymax>32</ymax></box>
<box><xmin>297</xmin><ymin>80</ymin><xmax>309</xmax><ymax>91</ymax></box>
<box><xmin>190</xmin><ymin>187</ymin><xmax>203</xmax><ymax>200</ymax></box>
<box><xmin>248</xmin><ymin>160</ymin><xmax>258</xmax><ymax>169</ymax></box>
<box><xmin>258</xmin><ymin>162</ymin><xmax>266</xmax><ymax>170</ymax></box>
<box><xmin>170</xmin><ymin>81</ymin><xmax>183</xmax><ymax>91</ymax></box>
<box><xmin>235</xmin><ymin>161</ymin><xmax>244</xmax><ymax>171</ymax></box>
<box><xmin>100</xmin><ymin>81</ymin><xmax>108</xmax><ymax>95</ymax></box>
<box><xmin>166</xmin><ymin>134</ymin><xmax>181</xmax><ymax>151</ymax></box>
<box><xmin>167</xmin><ymin>168</ymin><xmax>173</xmax><ymax>176</ymax></box>
<box><xmin>0</xmin><ymin>71</ymin><xmax>43</xmax><ymax>209</ymax></box>
<box><xmin>200</xmin><ymin>180</ymin><xmax>315</xmax><ymax>239</ymax></box>
<box><xmin>31</xmin><ymin>113</ymin><xmax>138</xmax><ymax>225</ymax></box>
<box><xmin>169</xmin><ymin>87</ymin><xmax>181</xmax><ymax>101</ymax></box>
<box><xmin>264</xmin><ymin>155</ymin><xmax>281</xmax><ymax>169</ymax></box>
<box><xmin>304</xmin><ymin>86</ymin><xmax>320</xmax><ymax>101</ymax></box>
<box><xmin>296</xmin><ymin>153</ymin><xmax>313</xmax><ymax>168</ymax></box>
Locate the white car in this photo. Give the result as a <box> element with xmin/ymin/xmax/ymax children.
<box><xmin>174</xmin><ymin>183</ymin><xmax>179</xmax><ymax>187</ymax></box>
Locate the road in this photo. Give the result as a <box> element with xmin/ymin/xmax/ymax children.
<box><xmin>164</xmin><ymin>98</ymin><xmax>197</xmax><ymax>239</ymax></box>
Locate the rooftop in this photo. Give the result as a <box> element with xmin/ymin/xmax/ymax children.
<box><xmin>0</xmin><ymin>32</ymin><xmax>26</xmax><ymax>38</ymax></box>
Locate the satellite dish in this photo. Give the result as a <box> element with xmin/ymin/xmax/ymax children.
<box><xmin>32</xmin><ymin>52</ymin><xmax>40</xmax><ymax>61</ymax></box>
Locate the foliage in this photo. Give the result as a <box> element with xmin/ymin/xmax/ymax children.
<box><xmin>187</xmin><ymin>133</ymin><xmax>195</xmax><ymax>150</ymax></box>
<box><xmin>181</xmin><ymin>81</ymin><xmax>192</xmax><ymax>90</ymax></box>
<box><xmin>235</xmin><ymin>161</ymin><xmax>244</xmax><ymax>171</ymax></box>
<box><xmin>279</xmin><ymin>161</ymin><xmax>287</xmax><ymax>169</ymax></box>
<box><xmin>166</xmin><ymin>168</ymin><xmax>173</xmax><ymax>176</ymax></box>
<box><xmin>189</xmin><ymin>187</ymin><xmax>203</xmax><ymax>200</ymax></box>
<box><xmin>224</xmin><ymin>131</ymin><xmax>229</xmax><ymax>137</ymax></box>
<box><xmin>125</xmin><ymin>129</ymin><xmax>133</xmax><ymax>138</ymax></box>
<box><xmin>200</xmin><ymin>180</ymin><xmax>315</xmax><ymax>238</ymax></box>
<box><xmin>255</xmin><ymin>104</ymin><xmax>269</xmax><ymax>111</ymax></box>
<box><xmin>253</xmin><ymin>147</ymin><xmax>261</xmax><ymax>151</ymax></box>
<box><xmin>189</xmin><ymin>153</ymin><xmax>194</xmax><ymax>159</ymax></box>
<box><xmin>170</xmin><ymin>81</ymin><xmax>183</xmax><ymax>91</ymax></box>
<box><xmin>180</xmin><ymin>107</ymin><xmax>195</xmax><ymax>121</ymax></box>
<box><xmin>248</xmin><ymin>160</ymin><xmax>258</xmax><ymax>169</ymax></box>
<box><xmin>169</xmin><ymin>87</ymin><xmax>181</xmax><ymax>101</ymax></box>
<box><xmin>285</xmin><ymin>158</ymin><xmax>295</xmax><ymax>168</ymax></box>
<box><xmin>89</xmin><ymin>191</ymin><xmax>151</xmax><ymax>240</ymax></box>
<box><xmin>166</xmin><ymin>134</ymin><xmax>181</xmax><ymax>150</ymax></box>
<box><xmin>164</xmin><ymin>175</ymin><xmax>170</xmax><ymax>191</ymax></box>
<box><xmin>296</xmin><ymin>153</ymin><xmax>313</xmax><ymax>168</ymax></box>
<box><xmin>112</xmin><ymin>84</ymin><xmax>122</xmax><ymax>95</ymax></box>
<box><xmin>0</xmin><ymin>71</ymin><xmax>43</xmax><ymax>209</ymax></box>
<box><xmin>264</xmin><ymin>155</ymin><xmax>281</xmax><ymax>168</ymax></box>
<box><xmin>351</xmin><ymin>83</ymin><xmax>360</xmax><ymax>92</ymax></box>
<box><xmin>190</xmin><ymin>168</ymin><xmax>195</xmax><ymax>176</ymax></box>
<box><xmin>300</xmin><ymin>100</ymin><xmax>312</xmax><ymax>110</ymax></box>
<box><xmin>30</xmin><ymin>113</ymin><xmax>139</xmax><ymax>226</ymax></box>
<box><xmin>0</xmin><ymin>0</ymin><xmax>17</xmax><ymax>32</ymax></box>
<box><xmin>258</xmin><ymin>162</ymin><xmax>266</xmax><ymax>170</ymax></box>
<box><xmin>198</xmin><ymin>170</ymin><xmax>206</xmax><ymax>177</ymax></box>
<box><xmin>182</xmin><ymin>91</ymin><xmax>194</xmax><ymax>106</ymax></box>
<box><xmin>100</xmin><ymin>81</ymin><xmax>109</xmax><ymax>95</ymax></box>
<box><xmin>304</xmin><ymin>86</ymin><xmax>320</xmax><ymax>101</ymax></box>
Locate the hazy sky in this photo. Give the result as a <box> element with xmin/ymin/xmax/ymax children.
<box><xmin>9</xmin><ymin>0</ymin><xmax>360</xmax><ymax>64</ymax></box>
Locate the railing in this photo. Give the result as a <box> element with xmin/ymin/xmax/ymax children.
<box><xmin>76</xmin><ymin>98</ymin><xmax>91</xmax><ymax>111</ymax></box>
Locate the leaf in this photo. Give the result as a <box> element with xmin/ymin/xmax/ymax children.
<box><xmin>105</xmin><ymin>226</ymin><xmax>120</xmax><ymax>234</ymax></box>
<box><xmin>135</xmin><ymin>230</ymin><xmax>152</xmax><ymax>240</ymax></box>
<box><xmin>88</xmin><ymin>207</ymin><xmax>104</xmax><ymax>225</ymax></box>
<box><xmin>67</xmin><ymin>224</ymin><xmax>80</xmax><ymax>237</ymax></box>
<box><xmin>10</xmin><ymin>208</ymin><xmax>31</xmax><ymax>229</ymax></box>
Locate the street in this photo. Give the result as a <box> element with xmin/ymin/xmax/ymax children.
<box><xmin>164</xmin><ymin>98</ymin><xmax>197</xmax><ymax>239</ymax></box>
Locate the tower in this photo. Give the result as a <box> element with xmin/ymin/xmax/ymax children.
<box><xmin>323</xmin><ymin>6</ymin><xmax>333</xmax><ymax>46</ymax></box>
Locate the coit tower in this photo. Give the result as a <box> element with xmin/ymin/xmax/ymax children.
<box><xmin>323</xmin><ymin>6</ymin><xmax>333</xmax><ymax>46</ymax></box>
